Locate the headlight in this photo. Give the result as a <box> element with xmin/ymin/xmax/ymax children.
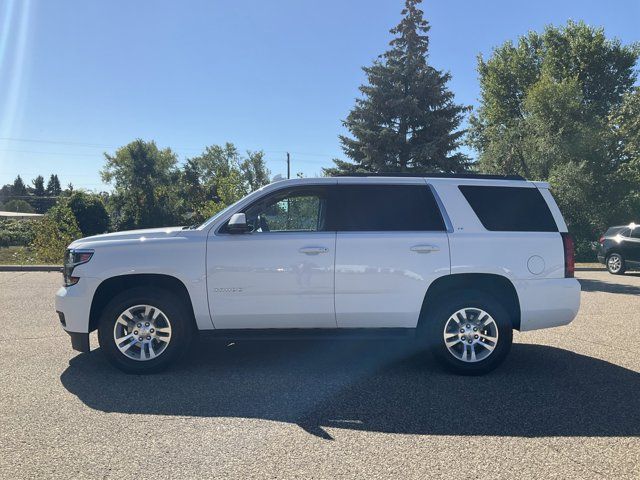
<box><xmin>63</xmin><ymin>249</ymin><xmax>94</xmax><ymax>286</ymax></box>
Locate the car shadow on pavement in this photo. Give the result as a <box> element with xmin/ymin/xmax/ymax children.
<box><xmin>578</xmin><ymin>278</ymin><xmax>640</xmax><ymax>295</ymax></box>
<box><xmin>60</xmin><ymin>340</ymin><xmax>640</xmax><ymax>440</ymax></box>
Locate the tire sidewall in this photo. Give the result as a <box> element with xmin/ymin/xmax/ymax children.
<box><xmin>97</xmin><ymin>288</ymin><xmax>193</xmax><ymax>374</ymax></box>
<box><xmin>426</xmin><ymin>290</ymin><xmax>513</xmax><ymax>375</ymax></box>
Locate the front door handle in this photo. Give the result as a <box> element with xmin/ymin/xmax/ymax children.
<box><xmin>299</xmin><ymin>246</ymin><xmax>329</xmax><ymax>255</ymax></box>
<box><xmin>410</xmin><ymin>244</ymin><xmax>440</xmax><ymax>253</ymax></box>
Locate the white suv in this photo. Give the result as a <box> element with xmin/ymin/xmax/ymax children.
<box><xmin>55</xmin><ymin>174</ymin><xmax>580</xmax><ymax>375</ymax></box>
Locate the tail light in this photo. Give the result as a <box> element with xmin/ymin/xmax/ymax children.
<box><xmin>598</xmin><ymin>235</ymin><xmax>605</xmax><ymax>245</ymax></box>
<box><xmin>561</xmin><ymin>233</ymin><xmax>574</xmax><ymax>278</ymax></box>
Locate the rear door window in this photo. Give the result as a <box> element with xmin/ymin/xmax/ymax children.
<box><xmin>331</xmin><ymin>185</ymin><xmax>445</xmax><ymax>232</ymax></box>
<box><xmin>459</xmin><ymin>185</ymin><xmax>558</xmax><ymax>232</ymax></box>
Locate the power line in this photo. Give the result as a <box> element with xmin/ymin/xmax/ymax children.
<box><xmin>0</xmin><ymin>136</ymin><xmax>338</xmax><ymax>159</ymax></box>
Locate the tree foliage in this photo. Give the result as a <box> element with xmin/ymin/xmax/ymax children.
<box><xmin>468</xmin><ymin>21</ymin><xmax>640</xmax><ymax>258</ymax></box>
<box><xmin>12</xmin><ymin>175</ymin><xmax>27</xmax><ymax>196</ymax></box>
<box><xmin>182</xmin><ymin>143</ymin><xmax>270</xmax><ymax>222</ymax></box>
<box><xmin>32</xmin><ymin>175</ymin><xmax>45</xmax><ymax>196</ymax></box>
<box><xmin>46</xmin><ymin>174</ymin><xmax>62</xmax><ymax>196</ymax></box>
<box><xmin>0</xmin><ymin>219</ymin><xmax>35</xmax><ymax>247</ymax></box>
<box><xmin>101</xmin><ymin>139</ymin><xmax>183</xmax><ymax>230</ymax></box>
<box><xmin>325</xmin><ymin>0</ymin><xmax>469</xmax><ymax>175</ymax></box>
<box><xmin>31</xmin><ymin>202</ymin><xmax>82</xmax><ymax>264</ymax></box>
<box><xmin>67</xmin><ymin>191</ymin><xmax>110</xmax><ymax>236</ymax></box>
<box><xmin>2</xmin><ymin>199</ymin><xmax>34</xmax><ymax>213</ymax></box>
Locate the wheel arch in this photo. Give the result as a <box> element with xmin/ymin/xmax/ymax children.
<box><xmin>89</xmin><ymin>274</ymin><xmax>197</xmax><ymax>332</ymax></box>
<box><xmin>419</xmin><ymin>273</ymin><xmax>521</xmax><ymax>330</ymax></box>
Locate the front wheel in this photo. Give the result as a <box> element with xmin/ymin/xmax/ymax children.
<box><xmin>97</xmin><ymin>288</ymin><xmax>194</xmax><ymax>374</ymax></box>
<box><xmin>606</xmin><ymin>253</ymin><xmax>626</xmax><ymax>275</ymax></box>
<box><xmin>425</xmin><ymin>291</ymin><xmax>513</xmax><ymax>375</ymax></box>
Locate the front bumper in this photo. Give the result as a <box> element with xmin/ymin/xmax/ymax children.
<box><xmin>515</xmin><ymin>278</ymin><xmax>581</xmax><ymax>331</ymax></box>
<box><xmin>55</xmin><ymin>276</ymin><xmax>101</xmax><ymax>351</ymax></box>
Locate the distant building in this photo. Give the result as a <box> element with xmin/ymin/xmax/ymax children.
<box><xmin>0</xmin><ymin>211</ymin><xmax>43</xmax><ymax>220</ymax></box>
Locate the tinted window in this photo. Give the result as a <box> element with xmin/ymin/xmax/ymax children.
<box><xmin>331</xmin><ymin>185</ymin><xmax>445</xmax><ymax>232</ymax></box>
<box><xmin>631</xmin><ymin>228</ymin><xmax>640</xmax><ymax>239</ymax></box>
<box><xmin>459</xmin><ymin>186</ymin><xmax>557</xmax><ymax>232</ymax></box>
<box><xmin>605</xmin><ymin>227</ymin><xmax>625</xmax><ymax>236</ymax></box>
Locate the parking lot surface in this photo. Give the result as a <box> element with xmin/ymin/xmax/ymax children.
<box><xmin>0</xmin><ymin>270</ymin><xmax>638</xmax><ymax>479</ymax></box>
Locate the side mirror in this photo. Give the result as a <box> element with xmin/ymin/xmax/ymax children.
<box><xmin>228</xmin><ymin>213</ymin><xmax>249</xmax><ymax>234</ymax></box>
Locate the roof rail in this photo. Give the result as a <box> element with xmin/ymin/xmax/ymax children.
<box><xmin>334</xmin><ymin>172</ymin><xmax>526</xmax><ymax>180</ymax></box>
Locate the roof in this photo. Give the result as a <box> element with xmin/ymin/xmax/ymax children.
<box><xmin>0</xmin><ymin>211</ymin><xmax>44</xmax><ymax>219</ymax></box>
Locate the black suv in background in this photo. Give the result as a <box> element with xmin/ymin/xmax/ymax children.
<box><xmin>597</xmin><ymin>224</ymin><xmax>640</xmax><ymax>274</ymax></box>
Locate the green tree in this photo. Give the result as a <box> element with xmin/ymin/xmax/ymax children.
<box><xmin>2</xmin><ymin>199</ymin><xmax>34</xmax><ymax>213</ymax></box>
<box><xmin>468</xmin><ymin>21</ymin><xmax>640</xmax><ymax>258</ymax></box>
<box><xmin>46</xmin><ymin>174</ymin><xmax>62</xmax><ymax>196</ymax></box>
<box><xmin>610</xmin><ymin>88</ymin><xmax>640</xmax><ymax>181</ymax></box>
<box><xmin>67</xmin><ymin>191</ymin><xmax>110</xmax><ymax>236</ymax></box>
<box><xmin>182</xmin><ymin>143</ymin><xmax>270</xmax><ymax>221</ymax></box>
<box><xmin>325</xmin><ymin>0</ymin><xmax>469</xmax><ymax>175</ymax></box>
<box><xmin>32</xmin><ymin>175</ymin><xmax>45</xmax><ymax>196</ymax></box>
<box><xmin>31</xmin><ymin>202</ymin><xmax>81</xmax><ymax>264</ymax></box>
<box><xmin>12</xmin><ymin>175</ymin><xmax>27</xmax><ymax>196</ymax></box>
<box><xmin>101</xmin><ymin>139</ymin><xmax>183</xmax><ymax>230</ymax></box>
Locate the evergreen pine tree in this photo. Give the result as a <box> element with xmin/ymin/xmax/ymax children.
<box><xmin>325</xmin><ymin>0</ymin><xmax>469</xmax><ymax>175</ymax></box>
<box><xmin>32</xmin><ymin>175</ymin><xmax>45</xmax><ymax>196</ymax></box>
<box><xmin>12</xmin><ymin>175</ymin><xmax>27</xmax><ymax>196</ymax></box>
<box><xmin>46</xmin><ymin>174</ymin><xmax>62</xmax><ymax>196</ymax></box>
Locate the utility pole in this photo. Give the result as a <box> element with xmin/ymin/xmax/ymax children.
<box><xmin>286</xmin><ymin>152</ymin><xmax>291</xmax><ymax>179</ymax></box>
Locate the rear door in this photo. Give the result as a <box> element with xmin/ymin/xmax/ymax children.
<box><xmin>626</xmin><ymin>227</ymin><xmax>640</xmax><ymax>262</ymax></box>
<box><xmin>333</xmin><ymin>180</ymin><xmax>450</xmax><ymax>328</ymax></box>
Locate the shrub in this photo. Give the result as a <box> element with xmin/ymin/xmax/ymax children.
<box><xmin>0</xmin><ymin>219</ymin><xmax>36</xmax><ymax>247</ymax></box>
<box><xmin>2</xmin><ymin>199</ymin><xmax>34</xmax><ymax>213</ymax></box>
<box><xmin>67</xmin><ymin>191</ymin><xmax>110</xmax><ymax>236</ymax></box>
<box><xmin>31</xmin><ymin>203</ymin><xmax>82</xmax><ymax>264</ymax></box>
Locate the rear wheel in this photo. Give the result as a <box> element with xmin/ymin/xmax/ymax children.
<box><xmin>606</xmin><ymin>253</ymin><xmax>626</xmax><ymax>275</ymax></box>
<box><xmin>425</xmin><ymin>290</ymin><xmax>512</xmax><ymax>375</ymax></box>
<box><xmin>97</xmin><ymin>288</ymin><xmax>194</xmax><ymax>374</ymax></box>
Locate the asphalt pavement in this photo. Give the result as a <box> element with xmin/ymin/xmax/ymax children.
<box><xmin>0</xmin><ymin>270</ymin><xmax>638</xmax><ymax>479</ymax></box>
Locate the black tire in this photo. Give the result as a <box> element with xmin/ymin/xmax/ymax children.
<box><xmin>606</xmin><ymin>253</ymin><xmax>626</xmax><ymax>275</ymax></box>
<box><xmin>424</xmin><ymin>290</ymin><xmax>513</xmax><ymax>375</ymax></box>
<box><xmin>97</xmin><ymin>287</ymin><xmax>195</xmax><ymax>374</ymax></box>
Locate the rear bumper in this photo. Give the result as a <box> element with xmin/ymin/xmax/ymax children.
<box><xmin>515</xmin><ymin>278</ymin><xmax>581</xmax><ymax>331</ymax></box>
<box><xmin>597</xmin><ymin>254</ymin><xmax>606</xmax><ymax>264</ymax></box>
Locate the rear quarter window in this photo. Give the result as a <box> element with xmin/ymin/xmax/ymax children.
<box><xmin>459</xmin><ymin>185</ymin><xmax>558</xmax><ymax>232</ymax></box>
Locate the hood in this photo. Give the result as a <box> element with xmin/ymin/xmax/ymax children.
<box><xmin>69</xmin><ymin>226</ymin><xmax>185</xmax><ymax>248</ymax></box>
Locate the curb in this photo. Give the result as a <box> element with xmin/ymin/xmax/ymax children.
<box><xmin>0</xmin><ymin>265</ymin><xmax>61</xmax><ymax>272</ymax></box>
<box><xmin>575</xmin><ymin>267</ymin><xmax>605</xmax><ymax>272</ymax></box>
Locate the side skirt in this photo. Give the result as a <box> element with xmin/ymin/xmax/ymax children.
<box><xmin>200</xmin><ymin>328</ymin><xmax>418</xmax><ymax>342</ymax></box>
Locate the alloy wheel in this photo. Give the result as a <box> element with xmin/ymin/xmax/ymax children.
<box><xmin>607</xmin><ymin>254</ymin><xmax>622</xmax><ymax>273</ymax></box>
<box><xmin>113</xmin><ymin>304</ymin><xmax>172</xmax><ymax>361</ymax></box>
<box><xmin>443</xmin><ymin>307</ymin><xmax>499</xmax><ymax>363</ymax></box>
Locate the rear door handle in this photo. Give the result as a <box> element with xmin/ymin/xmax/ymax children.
<box><xmin>410</xmin><ymin>244</ymin><xmax>440</xmax><ymax>253</ymax></box>
<box><xmin>299</xmin><ymin>246</ymin><xmax>329</xmax><ymax>255</ymax></box>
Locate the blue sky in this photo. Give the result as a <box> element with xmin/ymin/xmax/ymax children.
<box><xmin>0</xmin><ymin>0</ymin><xmax>638</xmax><ymax>190</ymax></box>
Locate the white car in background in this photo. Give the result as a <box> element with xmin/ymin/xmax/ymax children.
<box><xmin>55</xmin><ymin>174</ymin><xmax>580</xmax><ymax>375</ymax></box>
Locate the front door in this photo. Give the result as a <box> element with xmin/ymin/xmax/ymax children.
<box><xmin>206</xmin><ymin>185</ymin><xmax>337</xmax><ymax>329</ymax></box>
